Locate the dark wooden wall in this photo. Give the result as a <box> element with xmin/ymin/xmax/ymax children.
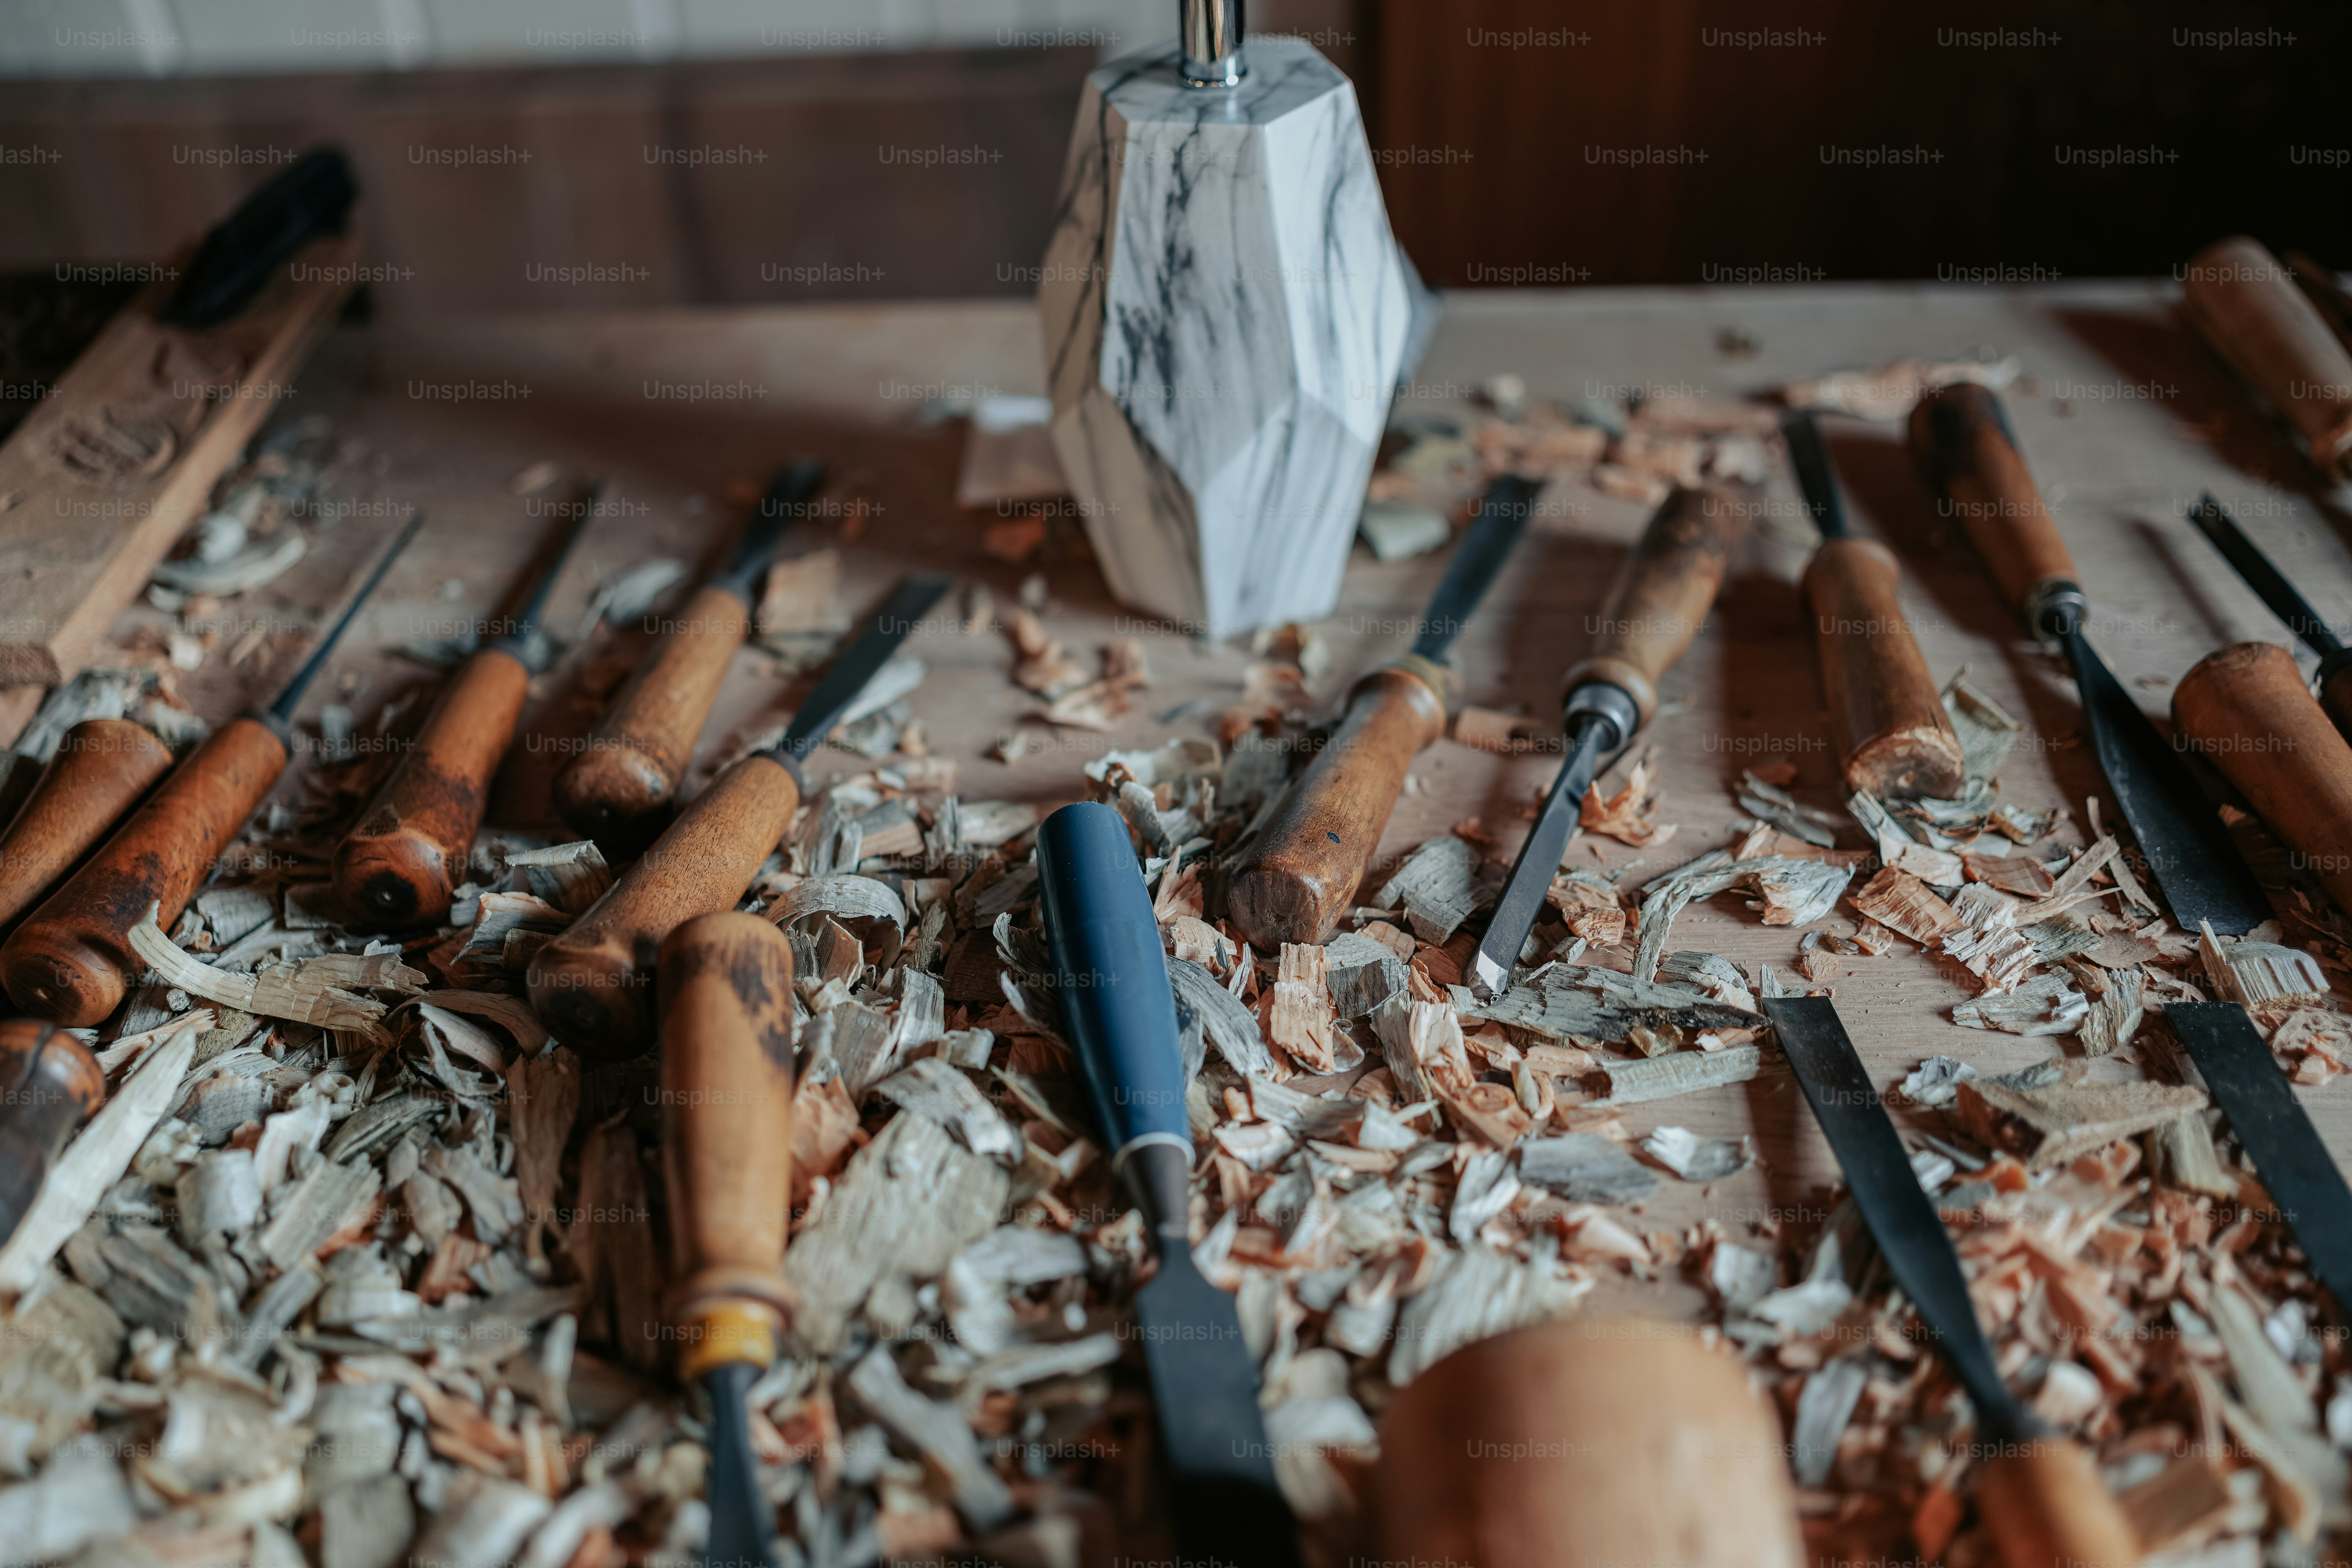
<box><xmin>1</xmin><ymin>1</ymin><xmax>2343</xmax><ymax>312</ymax></box>
<box><xmin>1371</xmin><ymin>0</ymin><xmax>2351</xmax><ymax>287</ymax></box>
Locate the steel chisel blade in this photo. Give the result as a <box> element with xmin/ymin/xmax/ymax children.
<box><xmin>2166</xmin><ymin>1002</ymin><xmax>2352</xmax><ymax>1315</ymax></box>
<box><xmin>1135</xmin><ymin>1256</ymin><xmax>1302</xmax><ymax>1568</ymax></box>
<box><xmin>2188</xmin><ymin>494</ymin><xmax>2348</xmax><ymax>661</ymax></box>
<box><xmin>2063</xmin><ymin>630</ymin><xmax>2270</xmax><ymax>935</ymax></box>
<box><xmin>1409</xmin><ymin>474</ymin><xmax>1538</xmax><ymax>662</ymax></box>
<box><xmin>1761</xmin><ymin>996</ymin><xmax>2030</xmax><ymax>1438</ymax></box>
<box><xmin>773</xmin><ymin>575</ymin><xmax>954</xmax><ymax>758</ymax></box>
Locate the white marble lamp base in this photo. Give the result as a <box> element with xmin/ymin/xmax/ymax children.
<box><xmin>1038</xmin><ymin>36</ymin><xmax>1419</xmax><ymax>640</ymax></box>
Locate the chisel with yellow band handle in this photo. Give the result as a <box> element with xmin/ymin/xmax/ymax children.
<box><xmin>1469</xmin><ymin>482</ymin><xmax>1747</xmax><ymax>999</ymax></box>
<box><xmin>658</xmin><ymin>911</ymin><xmax>797</xmax><ymax>1568</ymax></box>
<box><xmin>1224</xmin><ymin>473</ymin><xmax>1537</xmax><ymax>948</ymax></box>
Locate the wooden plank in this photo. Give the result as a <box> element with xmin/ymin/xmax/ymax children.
<box><xmin>0</xmin><ymin>230</ymin><xmax>359</xmax><ymax>740</ymax></box>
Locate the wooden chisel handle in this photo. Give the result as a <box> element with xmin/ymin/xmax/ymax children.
<box><xmin>0</xmin><ymin>719</ymin><xmax>175</xmax><ymax>931</ymax></box>
<box><xmin>0</xmin><ymin>1019</ymin><xmax>105</xmax><ymax>1248</ymax></box>
<box><xmin>1224</xmin><ymin>656</ymin><xmax>1450</xmax><ymax>948</ymax></box>
<box><xmin>0</xmin><ymin>716</ymin><xmax>288</xmax><ymax>1026</ymax></box>
<box><xmin>659</xmin><ymin>911</ymin><xmax>797</xmax><ymax>1377</ymax></box>
<box><xmin>553</xmin><ymin>581</ymin><xmax>755</xmax><ymax>847</ymax></box>
<box><xmin>2174</xmin><ymin>640</ymin><xmax>2352</xmax><ymax>914</ymax></box>
<box><xmin>332</xmin><ymin>647</ymin><xmax>532</xmax><ymax>927</ymax></box>
<box><xmin>2181</xmin><ymin>236</ymin><xmax>2352</xmax><ymax>481</ymax></box>
<box><xmin>1907</xmin><ymin>384</ymin><xmax>2082</xmax><ymax>636</ymax></box>
<box><xmin>1562</xmin><ymin>483</ymin><xmax>1746</xmax><ymax>730</ymax></box>
<box><xmin>1976</xmin><ymin>1440</ymin><xmax>2141</xmax><ymax>1568</ymax></box>
<box><xmin>527</xmin><ymin>752</ymin><xmax>801</xmax><ymax>1060</ymax></box>
<box><xmin>1803</xmin><ymin>538</ymin><xmax>1965</xmax><ymax>799</ymax></box>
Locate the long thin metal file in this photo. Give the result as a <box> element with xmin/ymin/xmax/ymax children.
<box><xmin>1761</xmin><ymin>996</ymin><xmax>2035</xmax><ymax>1441</ymax></box>
<box><xmin>2061</xmin><ymin>628</ymin><xmax>2269</xmax><ymax>935</ymax></box>
<box><xmin>2165</xmin><ymin>1001</ymin><xmax>2352</xmax><ymax>1315</ymax></box>
<box><xmin>764</xmin><ymin>575</ymin><xmax>954</xmax><ymax>762</ymax></box>
<box><xmin>1410</xmin><ymin>474</ymin><xmax>1539</xmax><ymax>660</ymax></box>
<box><xmin>2188</xmin><ymin>493</ymin><xmax>2349</xmax><ymax>662</ymax></box>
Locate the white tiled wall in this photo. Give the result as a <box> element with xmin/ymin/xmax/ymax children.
<box><xmin>0</xmin><ymin>0</ymin><xmax>1165</xmax><ymax>76</ymax></box>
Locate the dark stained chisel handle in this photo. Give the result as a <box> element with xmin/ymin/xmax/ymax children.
<box><xmin>1907</xmin><ymin>384</ymin><xmax>2082</xmax><ymax>636</ymax></box>
<box><xmin>1223</xmin><ymin>655</ymin><xmax>1450</xmax><ymax>948</ymax></box>
<box><xmin>553</xmin><ymin>581</ymin><xmax>756</xmax><ymax>849</ymax></box>
<box><xmin>332</xmin><ymin>647</ymin><xmax>532</xmax><ymax>928</ymax></box>
<box><xmin>1802</xmin><ymin>538</ymin><xmax>1965</xmax><ymax>799</ymax></box>
<box><xmin>0</xmin><ymin>716</ymin><xmax>289</xmax><ymax>1026</ymax></box>
<box><xmin>1561</xmin><ymin>483</ymin><xmax>1746</xmax><ymax>731</ymax></box>
<box><xmin>0</xmin><ymin>719</ymin><xmax>176</xmax><ymax>931</ymax></box>
<box><xmin>659</xmin><ymin>910</ymin><xmax>797</xmax><ymax>1376</ymax></box>
<box><xmin>527</xmin><ymin>753</ymin><xmax>801</xmax><ymax>1061</ymax></box>
<box><xmin>0</xmin><ymin>1019</ymin><xmax>106</xmax><ymax>1248</ymax></box>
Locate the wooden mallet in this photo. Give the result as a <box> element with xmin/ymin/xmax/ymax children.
<box><xmin>1378</xmin><ymin>1317</ymin><xmax>1807</xmax><ymax>1568</ymax></box>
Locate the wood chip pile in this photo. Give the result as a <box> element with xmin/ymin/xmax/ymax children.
<box><xmin>7</xmin><ymin>432</ymin><xmax>2352</xmax><ymax>1568</ymax></box>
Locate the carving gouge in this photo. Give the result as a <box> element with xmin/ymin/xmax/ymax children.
<box><xmin>1782</xmin><ymin>408</ymin><xmax>1964</xmax><ymax>799</ymax></box>
<box><xmin>1762</xmin><ymin>996</ymin><xmax>2140</xmax><ymax>1568</ymax></box>
<box><xmin>1036</xmin><ymin>801</ymin><xmax>1302</xmax><ymax>1568</ymax></box>
<box><xmin>1909</xmin><ymin>384</ymin><xmax>2269</xmax><ymax>934</ymax></box>
<box><xmin>0</xmin><ymin>719</ymin><xmax>176</xmax><ymax>932</ymax></box>
<box><xmin>2185</xmin><ymin>493</ymin><xmax>2352</xmax><ymax>743</ymax></box>
<box><xmin>2163</xmin><ymin>1002</ymin><xmax>2352</xmax><ymax>1317</ymax></box>
<box><xmin>1</xmin><ymin>512</ymin><xmax>425</xmax><ymax>1026</ymax></box>
<box><xmin>529</xmin><ymin>573</ymin><xmax>952</xmax><ymax>1060</ymax></box>
<box><xmin>554</xmin><ymin>459</ymin><xmax>826</xmax><ymax>850</ymax></box>
<box><xmin>1225</xmin><ymin>475</ymin><xmax>1537</xmax><ymax>948</ymax></box>
<box><xmin>332</xmin><ymin>487</ymin><xmax>597</xmax><ymax>927</ymax></box>
<box><xmin>658</xmin><ymin>911</ymin><xmax>797</xmax><ymax>1568</ymax></box>
<box><xmin>1470</xmin><ymin>484</ymin><xmax>1746</xmax><ymax>998</ymax></box>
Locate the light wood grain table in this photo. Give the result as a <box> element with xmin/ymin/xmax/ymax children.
<box><xmin>143</xmin><ymin>282</ymin><xmax>2352</xmax><ymax>1321</ymax></box>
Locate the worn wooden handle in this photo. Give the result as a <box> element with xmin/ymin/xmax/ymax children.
<box><xmin>2173</xmin><ymin>640</ymin><xmax>2352</xmax><ymax>914</ymax></box>
<box><xmin>0</xmin><ymin>719</ymin><xmax>176</xmax><ymax>931</ymax></box>
<box><xmin>1908</xmin><ymin>383</ymin><xmax>2079</xmax><ymax>628</ymax></box>
<box><xmin>2182</xmin><ymin>236</ymin><xmax>2352</xmax><ymax>481</ymax></box>
<box><xmin>0</xmin><ymin>1019</ymin><xmax>106</xmax><ymax>1248</ymax></box>
<box><xmin>332</xmin><ymin>648</ymin><xmax>532</xmax><ymax>928</ymax></box>
<box><xmin>1377</xmin><ymin>1318</ymin><xmax>1805</xmax><ymax>1568</ymax></box>
<box><xmin>0</xmin><ymin>716</ymin><xmax>288</xmax><ymax>1026</ymax></box>
<box><xmin>553</xmin><ymin>582</ymin><xmax>754</xmax><ymax>847</ymax></box>
<box><xmin>1803</xmin><ymin>538</ymin><xmax>1966</xmax><ymax>799</ymax></box>
<box><xmin>1976</xmin><ymin>1440</ymin><xmax>2140</xmax><ymax>1568</ymax></box>
<box><xmin>1561</xmin><ymin>484</ymin><xmax>1745</xmax><ymax>730</ymax></box>
<box><xmin>1224</xmin><ymin>658</ymin><xmax>1449</xmax><ymax>947</ymax></box>
<box><xmin>659</xmin><ymin>910</ymin><xmax>797</xmax><ymax>1377</ymax></box>
<box><xmin>527</xmin><ymin>752</ymin><xmax>801</xmax><ymax>1061</ymax></box>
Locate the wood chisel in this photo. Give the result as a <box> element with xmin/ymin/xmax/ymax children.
<box><xmin>1035</xmin><ymin>801</ymin><xmax>1301</xmax><ymax>1568</ymax></box>
<box><xmin>1226</xmin><ymin>474</ymin><xmax>1537</xmax><ymax>947</ymax></box>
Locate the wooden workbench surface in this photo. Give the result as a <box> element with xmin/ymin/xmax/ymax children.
<box><xmin>133</xmin><ymin>281</ymin><xmax>2352</xmax><ymax>1321</ymax></box>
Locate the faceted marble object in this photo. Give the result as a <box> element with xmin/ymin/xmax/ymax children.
<box><xmin>1039</xmin><ymin>37</ymin><xmax>1420</xmax><ymax>639</ymax></box>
